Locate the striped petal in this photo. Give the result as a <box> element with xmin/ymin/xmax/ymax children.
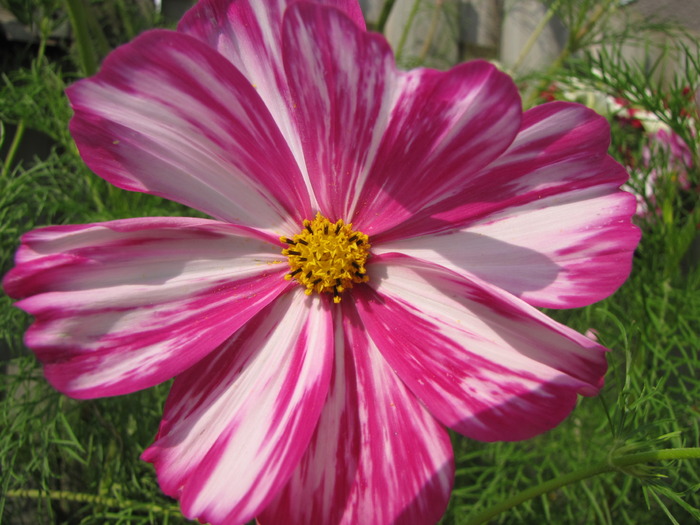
<box><xmin>261</xmin><ymin>301</ymin><xmax>453</xmax><ymax>525</ymax></box>
<box><xmin>352</xmin><ymin>64</ymin><xmax>521</xmax><ymax>235</ymax></box>
<box><xmin>375</xmin><ymin>103</ymin><xmax>640</xmax><ymax>307</ymax></box>
<box><xmin>356</xmin><ymin>254</ymin><xmax>608</xmax><ymax>442</ymax></box>
<box><xmin>141</xmin><ymin>291</ymin><xmax>334</xmax><ymax>525</ymax></box>
<box><xmin>281</xmin><ymin>2</ymin><xmax>521</xmax><ymax>231</ymax></box>
<box><xmin>376</xmin><ymin>102</ymin><xmax>632</xmax><ymax>240</ymax></box>
<box><xmin>280</xmin><ymin>1</ymin><xmax>397</xmax><ymax>220</ymax></box>
<box><xmin>180</xmin><ymin>0</ymin><xmax>365</xmax><ymax>130</ymax></box>
<box><xmin>3</xmin><ymin>218</ymin><xmax>288</xmax><ymax>398</ymax></box>
<box><xmin>179</xmin><ymin>0</ymin><xmax>366</xmax><ymax>204</ymax></box>
<box><xmin>67</xmin><ymin>29</ymin><xmax>311</xmax><ymax>234</ymax></box>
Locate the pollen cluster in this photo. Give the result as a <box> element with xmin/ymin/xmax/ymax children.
<box><xmin>281</xmin><ymin>212</ymin><xmax>370</xmax><ymax>303</ymax></box>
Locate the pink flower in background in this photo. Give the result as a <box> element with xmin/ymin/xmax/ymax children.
<box><xmin>646</xmin><ymin>128</ymin><xmax>693</xmax><ymax>172</ymax></box>
<box><xmin>631</xmin><ymin>127</ymin><xmax>694</xmax><ymax>216</ymax></box>
<box><xmin>3</xmin><ymin>0</ymin><xmax>640</xmax><ymax>523</ymax></box>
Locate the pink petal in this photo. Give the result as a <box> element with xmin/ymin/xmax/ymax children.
<box><xmin>375</xmin><ymin>102</ymin><xmax>640</xmax><ymax>307</ymax></box>
<box><xmin>354</xmin><ymin>65</ymin><xmax>521</xmax><ymax>234</ymax></box>
<box><xmin>261</xmin><ymin>301</ymin><xmax>453</xmax><ymax>525</ymax></box>
<box><xmin>280</xmin><ymin>2</ymin><xmax>397</xmax><ymax>220</ymax></box>
<box><xmin>180</xmin><ymin>0</ymin><xmax>366</xmax><ymax>205</ymax></box>
<box><xmin>355</xmin><ymin>254</ymin><xmax>608</xmax><ymax>442</ymax></box>
<box><xmin>379</xmin><ymin>101</ymin><xmax>630</xmax><ymax>235</ymax></box>
<box><xmin>180</xmin><ymin>0</ymin><xmax>365</xmax><ymax>117</ymax></box>
<box><xmin>281</xmin><ymin>3</ymin><xmax>521</xmax><ymax>229</ymax></box>
<box><xmin>3</xmin><ymin>218</ymin><xmax>288</xmax><ymax>398</ymax></box>
<box><xmin>67</xmin><ymin>29</ymin><xmax>311</xmax><ymax>233</ymax></box>
<box><xmin>141</xmin><ymin>290</ymin><xmax>334</xmax><ymax>525</ymax></box>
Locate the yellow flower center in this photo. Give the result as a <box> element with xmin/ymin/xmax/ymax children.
<box><xmin>281</xmin><ymin>212</ymin><xmax>370</xmax><ymax>303</ymax></box>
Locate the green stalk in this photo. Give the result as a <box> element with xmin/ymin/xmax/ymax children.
<box><xmin>115</xmin><ymin>0</ymin><xmax>136</xmax><ymax>41</ymax></box>
<box><xmin>5</xmin><ymin>489</ymin><xmax>181</xmax><ymax>517</ymax></box>
<box><xmin>36</xmin><ymin>17</ymin><xmax>49</xmax><ymax>66</ymax></box>
<box><xmin>376</xmin><ymin>0</ymin><xmax>397</xmax><ymax>34</ymax></box>
<box><xmin>510</xmin><ymin>0</ymin><xmax>563</xmax><ymax>75</ymax></box>
<box><xmin>523</xmin><ymin>0</ymin><xmax>612</xmax><ymax>107</ymax></box>
<box><xmin>1</xmin><ymin>120</ymin><xmax>26</xmax><ymax>179</ymax></box>
<box><xmin>395</xmin><ymin>0</ymin><xmax>421</xmax><ymax>63</ymax></box>
<box><xmin>465</xmin><ymin>447</ymin><xmax>700</xmax><ymax>525</ymax></box>
<box><xmin>417</xmin><ymin>0</ymin><xmax>443</xmax><ymax>63</ymax></box>
<box><xmin>64</xmin><ymin>0</ymin><xmax>98</xmax><ymax>76</ymax></box>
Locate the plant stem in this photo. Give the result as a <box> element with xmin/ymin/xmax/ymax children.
<box><xmin>376</xmin><ymin>0</ymin><xmax>397</xmax><ymax>34</ymax></box>
<box><xmin>115</xmin><ymin>0</ymin><xmax>136</xmax><ymax>41</ymax></box>
<box><xmin>465</xmin><ymin>447</ymin><xmax>700</xmax><ymax>525</ymax></box>
<box><xmin>523</xmin><ymin>0</ymin><xmax>613</xmax><ymax>107</ymax></box>
<box><xmin>417</xmin><ymin>0</ymin><xmax>443</xmax><ymax>63</ymax></box>
<box><xmin>1</xmin><ymin>120</ymin><xmax>26</xmax><ymax>179</ymax></box>
<box><xmin>510</xmin><ymin>0</ymin><xmax>563</xmax><ymax>75</ymax></box>
<box><xmin>36</xmin><ymin>18</ymin><xmax>49</xmax><ymax>66</ymax></box>
<box><xmin>395</xmin><ymin>0</ymin><xmax>421</xmax><ymax>64</ymax></box>
<box><xmin>5</xmin><ymin>489</ymin><xmax>181</xmax><ymax>517</ymax></box>
<box><xmin>64</xmin><ymin>0</ymin><xmax>98</xmax><ymax>76</ymax></box>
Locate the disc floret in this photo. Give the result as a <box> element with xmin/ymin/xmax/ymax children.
<box><xmin>281</xmin><ymin>212</ymin><xmax>370</xmax><ymax>303</ymax></box>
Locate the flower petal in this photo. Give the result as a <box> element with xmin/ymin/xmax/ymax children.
<box><xmin>180</xmin><ymin>0</ymin><xmax>365</xmax><ymax>126</ymax></box>
<box><xmin>376</xmin><ymin>102</ymin><xmax>630</xmax><ymax>240</ymax></box>
<box><xmin>261</xmin><ymin>301</ymin><xmax>453</xmax><ymax>525</ymax></box>
<box><xmin>141</xmin><ymin>291</ymin><xmax>334</xmax><ymax>525</ymax></box>
<box><xmin>67</xmin><ymin>29</ymin><xmax>311</xmax><ymax>233</ymax></box>
<box><xmin>179</xmin><ymin>0</ymin><xmax>366</xmax><ymax>205</ymax></box>
<box><xmin>353</xmin><ymin>62</ymin><xmax>521</xmax><ymax>234</ymax></box>
<box><xmin>375</xmin><ymin>103</ymin><xmax>640</xmax><ymax>307</ymax></box>
<box><xmin>281</xmin><ymin>1</ymin><xmax>397</xmax><ymax>219</ymax></box>
<box><xmin>259</xmin><ymin>307</ymin><xmax>360</xmax><ymax>525</ymax></box>
<box><xmin>355</xmin><ymin>254</ymin><xmax>608</xmax><ymax>442</ymax></box>
<box><xmin>282</xmin><ymin>3</ymin><xmax>521</xmax><ymax>231</ymax></box>
<box><xmin>3</xmin><ymin>218</ymin><xmax>288</xmax><ymax>398</ymax></box>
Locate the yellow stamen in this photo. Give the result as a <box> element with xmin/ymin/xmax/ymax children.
<box><xmin>281</xmin><ymin>213</ymin><xmax>370</xmax><ymax>303</ymax></box>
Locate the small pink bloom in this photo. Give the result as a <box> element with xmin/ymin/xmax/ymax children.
<box><xmin>584</xmin><ymin>328</ymin><xmax>600</xmax><ymax>342</ymax></box>
<box><xmin>3</xmin><ymin>1</ymin><xmax>640</xmax><ymax>523</ymax></box>
<box><xmin>653</xmin><ymin>128</ymin><xmax>693</xmax><ymax>173</ymax></box>
<box><xmin>631</xmin><ymin>127</ymin><xmax>694</xmax><ymax>217</ymax></box>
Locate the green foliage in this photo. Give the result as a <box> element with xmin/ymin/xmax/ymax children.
<box><xmin>0</xmin><ymin>357</ymin><xmax>183</xmax><ymax>524</ymax></box>
<box><xmin>444</xmin><ymin>3</ymin><xmax>700</xmax><ymax>523</ymax></box>
<box><xmin>1</xmin><ymin>1</ymin><xmax>699</xmax><ymax>524</ymax></box>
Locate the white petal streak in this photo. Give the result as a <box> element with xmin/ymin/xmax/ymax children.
<box><xmin>376</xmin><ymin>184</ymin><xmax>638</xmax><ymax>308</ymax></box>
<box><xmin>179</xmin><ymin>0</ymin><xmax>366</xmax><ymax>211</ymax></box>
<box><xmin>357</xmin><ymin>255</ymin><xmax>607</xmax><ymax>441</ymax></box>
<box><xmin>260</xmin><ymin>307</ymin><xmax>359</xmax><ymax>524</ymax></box>
<box><xmin>4</xmin><ymin>218</ymin><xmax>288</xmax><ymax>398</ymax></box>
<box><xmin>281</xmin><ymin>1</ymin><xmax>397</xmax><ymax>219</ymax></box>
<box><xmin>182</xmin><ymin>0</ymin><xmax>306</xmax><ymax>177</ymax></box>
<box><xmin>261</xmin><ymin>301</ymin><xmax>454</xmax><ymax>525</ymax></box>
<box><xmin>142</xmin><ymin>291</ymin><xmax>334</xmax><ymax>525</ymax></box>
<box><xmin>68</xmin><ymin>30</ymin><xmax>310</xmax><ymax>233</ymax></box>
<box><xmin>341</xmin><ymin>302</ymin><xmax>454</xmax><ymax>524</ymax></box>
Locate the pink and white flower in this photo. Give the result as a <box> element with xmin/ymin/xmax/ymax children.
<box><xmin>631</xmin><ymin>126</ymin><xmax>694</xmax><ymax>216</ymax></box>
<box><xmin>547</xmin><ymin>78</ymin><xmax>696</xmax><ymax>217</ymax></box>
<box><xmin>3</xmin><ymin>1</ymin><xmax>640</xmax><ymax>523</ymax></box>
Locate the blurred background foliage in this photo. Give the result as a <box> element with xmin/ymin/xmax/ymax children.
<box><xmin>0</xmin><ymin>1</ymin><xmax>698</xmax><ymax>523</ymax></box>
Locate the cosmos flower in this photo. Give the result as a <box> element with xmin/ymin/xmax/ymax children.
<box><xmin>539</xmin><ymin>76</ymin><xmax>696</xmax><ymax>219</ymax></box>
<box><xmin>3</xmin><ymin>0</ymin><xmax>640</xmax><ymax>523</ymax></box>
<box><xmin>630</xmin><ymin>127</ymin><xmax>694</xmax><ymax>216</ymax></box>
